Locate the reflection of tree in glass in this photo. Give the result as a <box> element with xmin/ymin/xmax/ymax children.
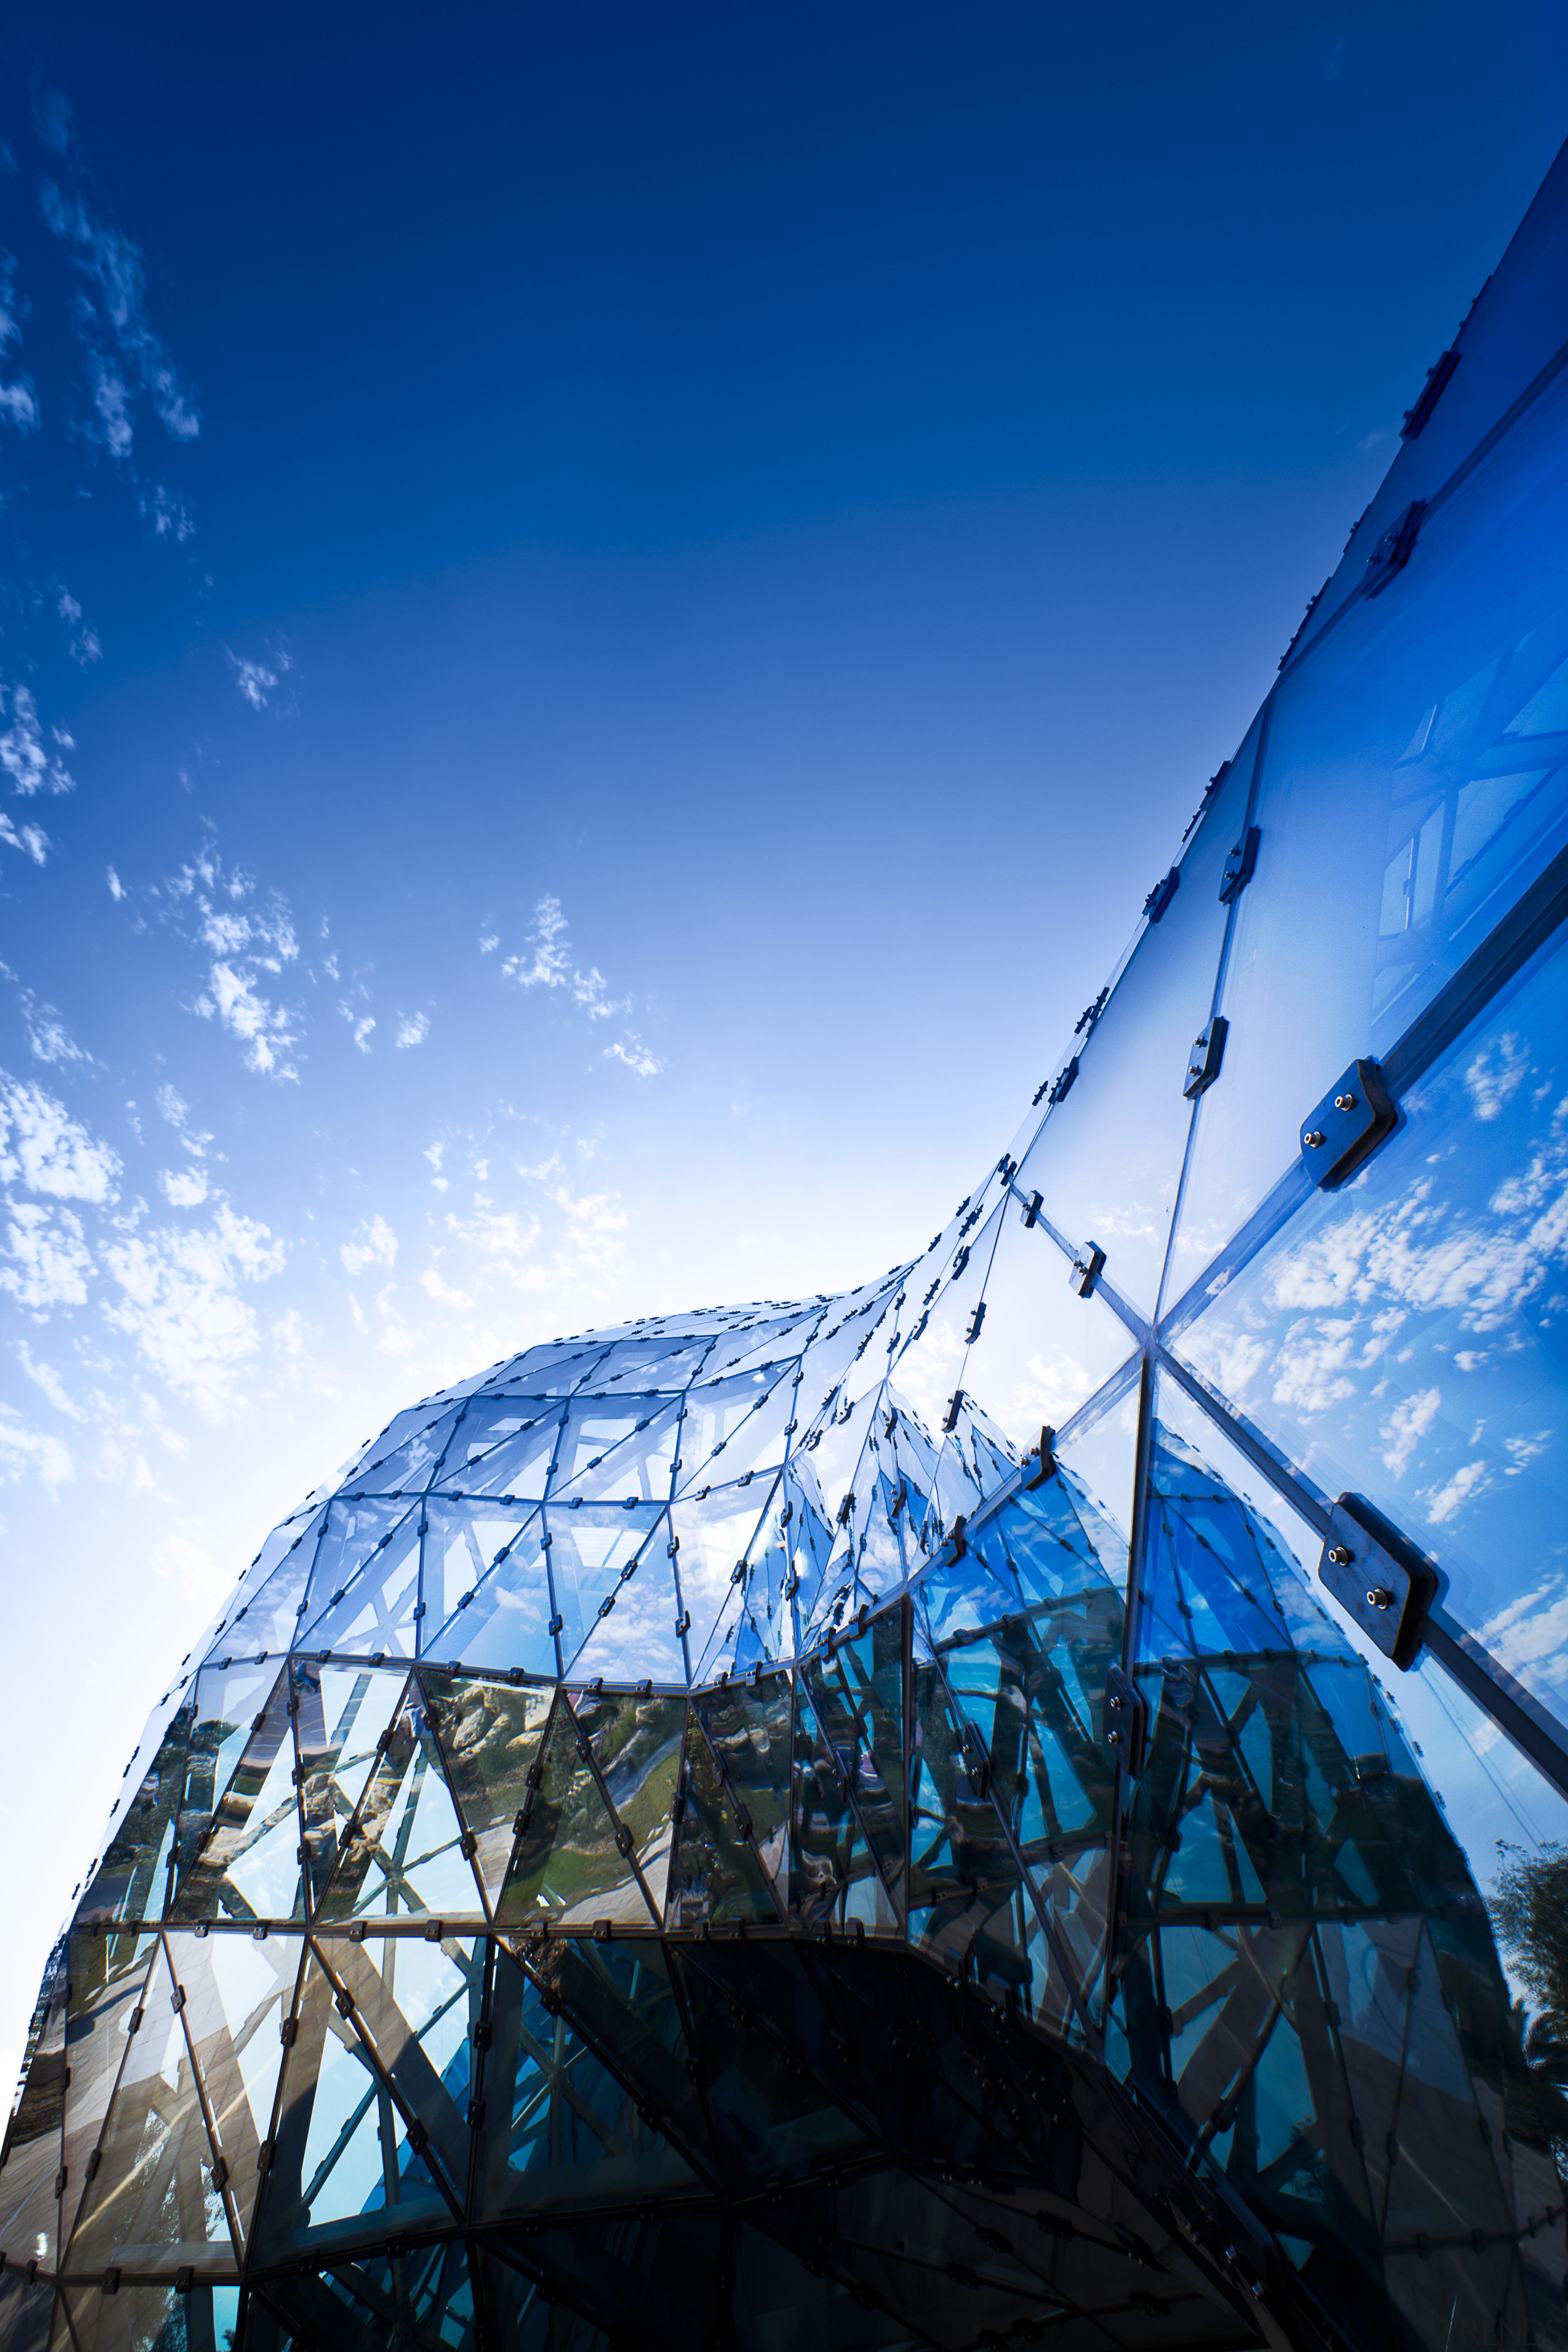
<box><xmin>1493</xmin><ymin>1842</ymin><xmax>1568</xmax><ymax>2104</ymax></box>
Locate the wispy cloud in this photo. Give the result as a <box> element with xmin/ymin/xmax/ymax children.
<box><xmin>396</xmin><ymin>1012</ymin><xmax>429</xmax><ymax>1048</ymax></box>
<box><xmin>168</xmin><ymin>850</ymin><xmax>303</xmax><ymax>1079</ymax></box>
<box><xmin>0</xmin><ymin>1075</ymin><xmax>120</xmax><ymax>1202</ymax></box>
<box><xmin>0</xmin><ymin>1202</ymin><xmax>93</xmax><ymax>1313</ymax></box>
<box><xmin>21</xmin><ymin>994</ymin><xmax>90</xmax><ymax>1066</ymax></box>
<box><xmin>40</xmin><ymin>176</ymin><xmax>201</xmax><ymax>454</ymax></box>
<box><xmin>0</xmin><ymin>815</ymin><xmax>50</xmax><ymax>865</ymax></box>
<box><xmin>500</xmin><ymin>895</ymin><xmax>629</xmax><ymax>1020</ymax></box>
<box><xmin>341</xmin><ymin>1215</ymin><xmax>398</xmax><ymax>1278</ymax></box>
<box><xmin>0</xmin><ymin>255</ymin><xmax>39</xmax><ymax>434</ymax></box>
<box><xmin>227</xmin><ymin>644</ymin><xmax>293</xmax><ymax>712</ymax></box>
<box><xmin>0</xmin><ymin>684</ymin><xmax>75</xmax><ymax>796</ymax></box>
<box><xmin>100</xmin><ymin>1204</ymin><xmax>287</xmax><ymax>1419</ymax></box>
<box><xmin>58</xmin><ymin>590</ymin><xmax>101</xmax><ymax>665</ymax></box>
<box><xmin>604</xmin><ymin>1033</ymin><xmax>665</xmax><ymax>1078</ymax></box>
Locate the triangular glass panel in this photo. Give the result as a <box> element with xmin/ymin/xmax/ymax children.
<box><xmin>61</xmin><ymin>1929</ymin><xmax>159</xmax><ymax>2254</ymax></box>
<box><xmin>0</xmin><ymin>1939</ymin><xmax>67</xmax><ymax>2274</ymax></box>
<box><xmin>419</xmin><ymin>1669</ymin><xmax>554</xmax><ymax>1907</ymax></box>
<box><xmin>347</xmin><ymin>1402</ymin><xmax>468</xmax><ymax>1496</ymax></box>
<box><xmin>494</xmin><ymin>1695</ymin><xmax>658</xmax><ymax>1931</ymax></box>
<box><xmin>573</xmin><ymin>1688</ymin><xmax>688</xmax><ymax>1920</ymax></box>
<box><xmin>249</xmin><ymin>1944</ymin><xmax>460</xmax><ymax>2267</ymax></box>
<box><xmin>293</xmin><ymin>1662</ymin><xmax>409</xmax><ymax>1910</ymax></box>
<box><xmin>692</xmin><ymin>1678</ymin><xmax>791</xmax><ymax>1899</ymax></box>
<box><xmin>431</xmin><ymin>1398</ymin><xmax>559</xmax><ymax>1498</ymax></box>
<box><xmin>315</xmin><ymin>1930</ymin><xmax>481</xmax><ymax>2202</ymax></box>
<box><xmin>787</xmin><ymin>1683</ymin><xmax>895</xmax><ymax>1934</ymax></box>
<box><xmin>537</xmin><ymin>1935</ymin><xmax>715</xmax><ymax>2183</ymax></box>
<box><xmin>315</xmin><ymin>1689</ymin><xmax>486</xmax><ymax>1924</ymax></box>
<box><xmin>801</xmin><ymin>1614</ymin><xmax>905</xmax><ymax>1915</ymax></box>
<box><xmin>202</xmin><ymin>1503</ymin><xmax>325</xmax><ymax>1662</ymax></box>
<box><xmin>78</xmin><ymin>1697</ymin><xmax>194</xmax><ymax>1929</ymax></box>
<box><xmin>298</xmin><ymin>1499</ymin><xmax>423</xmax><ymax>1659</ymax></box>
<box><xmin>419</xmin><ymin>1498</ymin><xmax>542</xmax><ymax>1656</ymax></box>
<box><xmin>473</xmin><ymin>1940</ymin><xmax>703</xmax><ymax>2220</ymax></box>
<box><xmin>171</xmin><ymin>1655</ymin><xmax>285</xmax><ymax>1896</ymax></box>
<box><xmin>62</xmin><ymin>1938</ymin><xmax>239</xmax><ymax>2282</ymax></box>
<box><xmin>665</xmin><ymin>1706</ymin><xmax>782</xmax><ymax>1929</ymax></box>
<box><xmin>260</xmin><ymin>2240</ymin><xmax>476</xmax><ymax>2352</ymax></box>
<box><xmin>169</xmin><ymin>1667</ymin><xmax>300</xmax><ymax>1927</ymax></box>
<box><xmin>165</xmin><ymin>1925</ymin><xmax>304</xmax><ymax>2250</ymax></box>
<box><xmin>548</xmin><ymin>1503</ymin><xmax>664</xmax><ymax>1675</ymax></box>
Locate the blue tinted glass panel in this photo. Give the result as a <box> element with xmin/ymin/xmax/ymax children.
<box><xmin>1009</xmin><ymin>722</ymin><xmax>1259</xmax><ymax>1314</ymax></box>
<box><xmin>1174</xmin><ymin>918</ymin><xmax>1568</xmax><ymax>1730</ymax></box>
<box><xmin>1177</xmin><ymin>369</ymin><xmax>1568</xmax><ymax>1264</ymax></box>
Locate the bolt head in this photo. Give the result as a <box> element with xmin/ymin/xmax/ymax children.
<box><xmin>1367</xmin><ymin>1586</ymin><xmax>1395</xmax><ymax>1611</ymax></box>
<box><xmin>1304</xmin><ymin>1129</ymin><xmax>1325</xmax><ymax>1148</ymax></box>
<box><xmin>1327</xmin><ymin>1545</ymin><xmax>1353</xmax><ymax>1566</ymax></box>
<box><xmin>1334</xmin><ymin>1093</ymin><xmax>1358</xmax><ymax>1112</ymax></box>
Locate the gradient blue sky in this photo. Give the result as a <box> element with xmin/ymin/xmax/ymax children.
<box><xmin>0</xmin><ymin>0</ymin><xmax>1563</xmax><ymax>2084</ymax></box>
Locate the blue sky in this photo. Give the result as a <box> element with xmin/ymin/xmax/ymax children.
<box><xmin>0</xmin><ymin>0</ymin><xmax>1563</xmax><ymax>2084</ymax></box>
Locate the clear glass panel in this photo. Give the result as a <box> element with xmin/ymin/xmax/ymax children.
<box><xmin>317</xmin><ymin>1930</ymin><xmax>481</xmax><ymax>2207</ymax></box>
<box><xmin>800</xmin><ymin>1615</ymin><xmax>906</xmax><ymax>1923</ymax></box>
<box><xmin>1005</xmin><ymin>725</ymin><xmax>1259</xmax><ymax>1316</ymax></box>
<box><xmin>80</xmin><ymin>1699</ymin><xmax>194</xmax><ymax>1928</ymax></box>
<box><xmin>61</xmin><ymin>1930</ymin><xmax>159</xmax><ymax>2257</ymax></box>
<box><xmin>1112</xmin><ymin>1381</ymin><xmax>1568</xmax><ymax>2345</ymax></box>
<box><xmin>1050</xmin><ymin>1363</ymin><xmax>1142</xmax><ymax>1583</ymax></box>
<box><xmin>578</xmin><ymin>1691</ymin><xmax>687</xmax><ymax>1918</ymax></box>
<box><xmin>418</xmin><ymin>1670</ymin><xmax>554</xmax><ymax>1907</ymax></box>
<box><xmin>0</xmin><ymin>1943</ymin><xmax>67</xmax><ymax>2272</ymax></box>
<box><xmin>63</xmin><ymin>1940</ymin><xmax>238</xmax><ymax>2281</ymax></box>
<box><xmin>494</xmin><ymin>1694</ymin><xmax>657</xmax><ymax>1931</ymax></box>
<box><xmin>294</xmin><ymin>1664</ymin><xmax>407</xmax><ymax>1910</ymax></box>
<box><xmin>170</xmin><ymin>1669</ymin><xmax>300</xmax><ymax>1928</ymax></box>
<box><xmin>300</xmin><ymin>1499</ymin><xmax>423</xmax><ymax>1660</ymax></box>
<box><xmin>316</xmin><ymin>1687</ymin><xmax>485</xmax><ymax>1925</ymax></box>
<box><xmin>168</xmin><ymin>1927</ymin><xmax>303</xmax><ymax>2248</ymax></box>
<box><xmin>788</xmin><ymin>1679</ymin><xmax>897</xmax><ymax>1934</ymax></box>
<box><xmin>666</xmin><ymin>1704</ymin><xmax>783</xmax><ymax>1929</ymax></box>
<box><xmin>1173</xmin><ymin>916</ymin><xmax>1568</xmax><ymax>1732</ymax></box>
<box><xmin>251</xmin><ymin>1943</ymin><xmax>459</xmax><ymax>2265</ymax></box>
<box><xmin>1177</xmin><ymin>370</ymin><xmax>1568</xmax><ymax>1267</ymax></box>
<box><xmin>473</xmin><ymin>1943</ymin><xmax>703</xmax><ymax>2222</ymax></box>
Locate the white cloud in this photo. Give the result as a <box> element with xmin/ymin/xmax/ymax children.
<box><xmin>1421</xmin><ymin>1457</ymin><xmax>1490</xmax><ymax>1525</ymax></box>
<box><xmin>604</xmin><ymin>1033</ymin><xmax>665</xmax><ymax>1078</ymax></box>
<box><xmin>500</xmin><ymin>895</ymin><xmax>629</xmax><ymax>1021</ymax></box>
<box><xmin>1464</xmin><ymin>1033</ymin><xmax>1529</xmax><ymax>1123</ymax></box>
<box><xmin>1380</xmin><ymin>1384</ymin><xmax>1441</xmax><ymax>1477</ymax></box>
<box><xmin>100</xmin><ymin>1205</ymin><xmax>287</xmax><ymax>1417</ymax></box>
<box><xmin>341</xmin><ymin>1215</ymin><xmax>398</xmax><ymax>1278</ymax></box>
<box><xmin>0</xmin><ymin>815</ymin><xmax>50</xmax><ymax>865</ymax></box>
<box><xmin>0</xmin><ymin>1076</ymin><xmax>120</xmax><ymax>1202</ymax></box>
<box><xmin>0</xmin><ymin>684</ymin><xmax>74</xmax><ymax>796</ymax></box>
<box><xmin>107</xmin><ymin>865</ymin><xmax>124</xmax><ymax>900</ymax></box>
<box><xmin>340</xmin><ymin>1005</ymin><xmax>375</xmax><ymax>1052</ymax></box>
<box><xmin>0</xmin><ymin>1202</ymin><xmax>93</xmax><ymax>1313</ymax></box>
<box><xmin>156</xmin><ymin>1082</ymin><xmax>210</xmax><ymax>1158</ymax></box>
<box><xmin>40</xmin><ymin>180</ymin><xmax>201</xmax><ymax>450</ymax></box>
<box><xmin>172</xmin><ymin>853</ymin><xmax>302</xmax><ymax>1079</ymax></box>
<box><xmin>159</xmin><ymin>1167</ymin><xmax>208</xmax><ymax>1208</ymax></box>
<box><xmin>395</xmin><ymin>1012</ymin><xmax>429</xmax><ymax>1048</ymax></box>
<box><xmin>22</xmin><ymin>995</ymin><xmax>88</xmax><ymax>1066</ymax></box>
<box><xmin>227</xmin><ymin>650</ymin><xmax>281</xmax><ymax>710</ymax></box>
<box><xmin>0</xmin><ymin>1405</ymin><xmax>74</xmax><ymax>1490</ymax></box>
<box><xmin>15</xmin><ymin>1341</ymin><xmax>85</xmax><ymax>1420</ymax></box>
<box><xmin>0</xmin><ymin>258</ymin><xmax>37</xmax><ymax>434</ymax></box>
<box><xmin>58</xmin><ymin>590</ymin><xmax>102</xmax><ymax>665</ymax></box>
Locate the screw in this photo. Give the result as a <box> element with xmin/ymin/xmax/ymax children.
<box><xmin>1367</xmin><ymin>1587</ymin><xmax>1394</xmax><ymax>1611</ymax></box>
<box><xmin>1327</xmin><ymin>1546</ymin><xmax>1353</xmax><ymax>1566</ymax></box>
<box><xmin>1303</xmin><ymin>1129</ymin><xmax>1325</xmax><ymax>1148</ymax></box>
<box><xmin>1334</xmin><ymin>1093</ymin><xmax>1357</xmax><ymax>1112</ymax></box>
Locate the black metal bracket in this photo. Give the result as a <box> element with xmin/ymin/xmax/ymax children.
<box><xmin>1182</xmin><ymin>1016</ymin><xmax>1227</xmax><ymax>1101</ymax></box>
<box><xmin>1025</xmin><ymin>1425</ymin><xmax>1058</xmax><ymax>1488</ymax></box>
<box><xmin>1298</xmin><ymin>1058</ymin><xmax>1398</xmax><ymax>1189</ymax></box>
<box><xmin>1049</xmin><ymin>1057</ymin><xmax>1079</xmax><ymax>1107</ymax></box>
<box><xmin>1144</xmin><ymin>867</ymin><xmax>1180</xmax><ymax>924</ymax></box>
<box><xmin>1362</xmin><ymin>499</ymin><xmax>1427</xmax><ymax>598</ymax></box>
<box><xmin>1104</xmin><ymin>1663</ymin><xmax>1147</xmax><ymax>1776</ymax></box>
<box><xmin>1218</xmin><ymin>826</ymin><xmax>1260</xmax><ymax>904</ymax></box>
<box><xmin>1317</xmin><ymin>1494</ymin><xmax>1438</xmax><ymax>1670</ymax></box>
<box><xmin>1069</xmin><ymin>1243</ymin><xmax>1106</xmax><ymax>1300</ymax></box>
<box><xmin>1401</xmin><ymin>348</ymin><xmax>1461</xmax><ymax>441</ymax></box>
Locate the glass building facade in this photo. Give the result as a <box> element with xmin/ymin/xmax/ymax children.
<box><xmin>7</xmin><ymin>138</ymin><xmax>1568</xmax><ymax>2352</ymax></box>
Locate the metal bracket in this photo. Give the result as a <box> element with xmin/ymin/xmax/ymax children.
<box><xmin>1144</xmin><ymin>867</ymin><xmax>1180</xmax><ymax>924</ymax></box>
<box><xmin>1182</xmin><ymin>1016</ymin><xmax>1227</xmax><ymax>1101</ymax></box>
<box><xmin>1069</xmin><ymin>1243</ymin><xmax>1106</xmax><ymax>1299</ymax></box>
<box><xmin>1105</xmin><ymin>1663</ymin><xmax>1147</xmax><ymax>1776</ymax></box>
<box><xmin>1049</xmin><ymin>1057</ymin><xmax>1079</xmax><ymax>1107</ymax></box>
<box><xmin>1218</xmin><ymin>826</ymin><xmax>1260</xmax><ymax>904</ymax></box>
<box><xmin>1299</xmin><ymin>1057</ymin><xmax>1398</xmax><ymax>1189</ymax></box>
<box><xmin>1318</xmin><ymin>1494</ymin><xmax>1438</xmax><ymax>1670</ymax></box>
<box><xmin>1401</xmin><ymin>348</ymin><xmax>1461</xmax><ymax>440</ymax></box>
<box><xmin>1362</xmin><ymin>499</ymin><xmax>1427</xmax><ymax>598</ymax></box>
<box><xmin>1025</xmin><ymin>1425</ymin><xmax>1058</xmax><ymax>1488</ymax></box>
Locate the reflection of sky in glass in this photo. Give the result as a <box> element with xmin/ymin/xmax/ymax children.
<box><xmin>1176</xmin><ymin>925</ymin><xmax>1568</xmax><ymax>1724</ymax></box>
